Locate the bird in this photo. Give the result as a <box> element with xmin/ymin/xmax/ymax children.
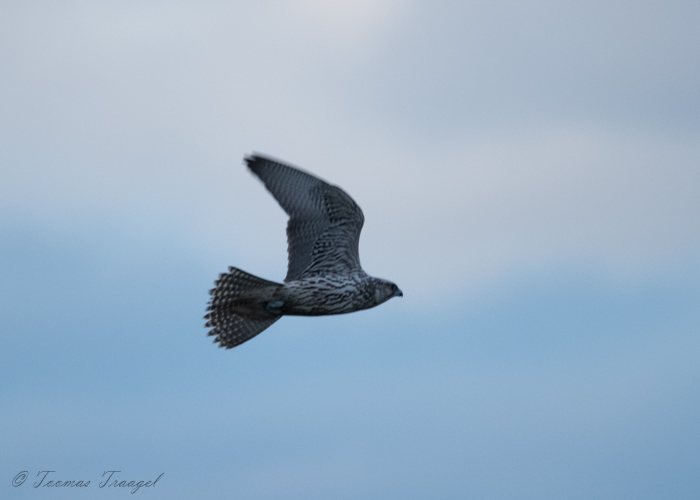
<box><xmin>204</xmin><ymin>154</ymin><xmax>403</xmax><ymax>349</ymax></box>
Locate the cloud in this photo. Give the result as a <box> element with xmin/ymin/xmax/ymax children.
<box><xmin>350</xmin><ymin>0</ymin><xmax>700</xmax><ymax>133</ymax></box>
<box><xmin>2</xmin><ymin>4</ymin><xmax>699</xmax><ymax>498</ymax></box>
<box><xmin>1</xmin><ymin>0</ymin><xmax>698</xmax><ymax>301</ymax></box>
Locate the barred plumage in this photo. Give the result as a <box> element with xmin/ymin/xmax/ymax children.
<box><xmin>205</xmin><ymin>154</ymin><xmax>402</xmax><ymax>349</ymax></box>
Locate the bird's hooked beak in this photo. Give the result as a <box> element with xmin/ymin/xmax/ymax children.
<box><xmin>395</xmin><ymin>288</ymin><xmax>403</xmax><ymax>298</ymax></box>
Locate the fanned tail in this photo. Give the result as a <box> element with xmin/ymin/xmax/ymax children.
<box><xmin>205</xmin><ymin>267</ymin><xmax>282</xmax><ymax>349</ymax></box>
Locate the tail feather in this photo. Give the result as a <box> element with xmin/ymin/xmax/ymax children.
<box><xmin>207</xmin><ymin>314</ymin><xmax>280</xmax><ymax>349</ymax></box>
<box><xmin>205</xmin><ymin>267</ymin><xmax>282</xmax><ymax>349</ymax></box>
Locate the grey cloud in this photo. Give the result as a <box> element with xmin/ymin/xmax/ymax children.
<box><xmin>1</xmin><ymin>1</ymin><xmax>698</xmax><ymax>300</ymax></box>
<box><xmin>345</xmin><ymin>0</ymin><xmax>700</xmax><ymax>135</ymax></box>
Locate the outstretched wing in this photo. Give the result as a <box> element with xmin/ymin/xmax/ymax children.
<box><xmin>245</xmin><ymin>154</ymin><xmax>365</xmax><ymax>282</ymax></box>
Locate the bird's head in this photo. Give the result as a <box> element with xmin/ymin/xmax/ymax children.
<box><xmin>373</xmin><ymin>278</ymin><xmax>403</xmax><ymax>305</ymax></box>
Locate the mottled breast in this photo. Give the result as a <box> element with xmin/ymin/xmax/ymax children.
<box><xmin>276</xmin><ymin>273</ymin><xmax>376</xmax><ymax>316</ymax></box>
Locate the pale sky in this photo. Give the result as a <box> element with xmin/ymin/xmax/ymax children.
<box><xmin>2</xmin><ymin>1</ymin><xmax>699</xmax><ymax>499</ymax></box>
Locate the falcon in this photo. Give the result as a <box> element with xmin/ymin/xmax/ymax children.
<box><xmin>204</xmin><ymin>154</ymin><xmax>403</xmax><ymax>349</ymax></box>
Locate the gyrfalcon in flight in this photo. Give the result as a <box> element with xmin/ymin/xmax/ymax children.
<box><xmin>205</xmin><ymin>154</ymin><xmax>403</xmax><ymax>349</ymax></box>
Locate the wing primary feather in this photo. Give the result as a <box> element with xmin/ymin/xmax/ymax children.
<box><xmin>245</xmin><ymin>155</ymin><xmax>364</xmax><ymax>281</ymax></box>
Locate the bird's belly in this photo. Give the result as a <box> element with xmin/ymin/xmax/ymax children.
<box><xmin>277</xmin><ymin>279</ymin><xmax>371</xmax><ymax>316</ymax></box>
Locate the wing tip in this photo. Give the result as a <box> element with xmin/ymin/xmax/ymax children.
<box><xmin>243</xmin><ymin>153</ymin><xmax>318</xmax><ymax>180</ymax></box>
<box><xmin>245</xmin><ymin>153</ymin><xmax>286</xmax><ymax>179</ymax></box>
<box><xmin>244</xmin><ymin>154</ymin><xmax>262</xmax><ymax>173</ymax></box>
<box><xmin>244</xmin><ymin>152</ymin><xmax>283</xmax><ymax>168</ymax></box>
